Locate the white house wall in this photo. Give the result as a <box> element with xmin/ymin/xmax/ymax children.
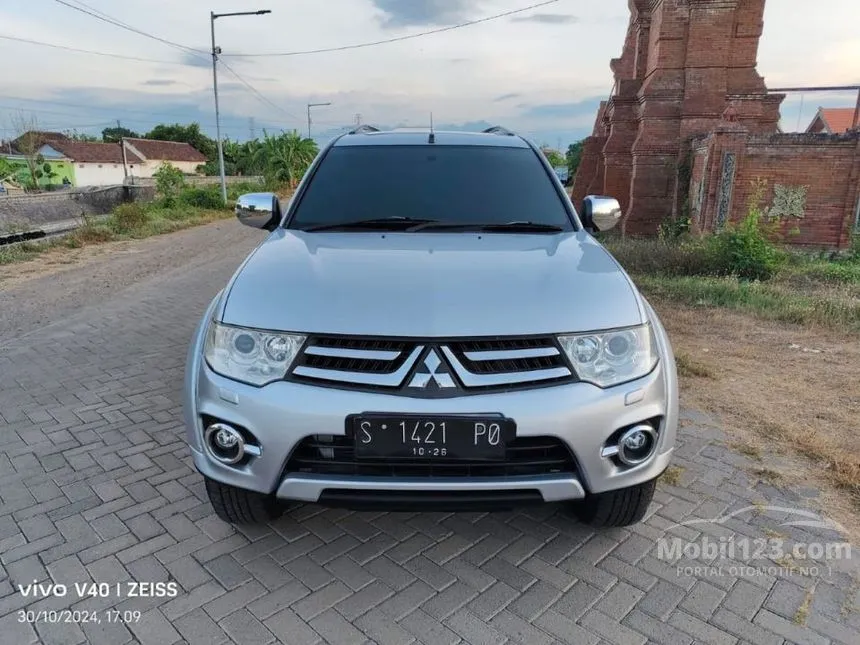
<box><xmin>74</xmin><ymin>163</ymin><xmax>127</xmax><ymax>187</ymax></box>
<box><xmin>129</xmin><ymin>160</ymin><xmax>201</xmax><ymax>179</ymax></box>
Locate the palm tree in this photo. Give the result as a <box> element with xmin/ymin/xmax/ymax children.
<box><xmin>252</xmin><ymin>130</ymin><xmax>318</xmax><ymax>188</ymax></box>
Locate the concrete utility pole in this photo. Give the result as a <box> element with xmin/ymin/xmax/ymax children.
<box><xmin>211</xmin><ymin>8</ymin><xmax>271</xmax><ymax>203</ymax></box>
<box><xmin>307</xmin><ymin>102</ymin><xmax>332</xmax><ymax>139</ymax></box>
<box><xmin>117</xmin><ymin>119</ymin><xmax>129</xmax><ymax>180</ymax></box>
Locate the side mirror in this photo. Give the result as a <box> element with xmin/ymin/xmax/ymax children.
<box><xmin>235</xmin><ymin>192</ymin><xmax>281</xmax><ymax>231</ymax></box>
<box><xmin>582</xmin><ymin>195</ymin><xmax>622</xmax><ymax>232</ymax></box>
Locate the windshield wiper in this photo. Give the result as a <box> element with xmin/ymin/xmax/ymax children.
<box><xmin>407</xmin><ymin>220</ymin><xmax>565</xmax><ymax>233</ymax></box>
<box><xmin>302</xmin><ymin>217</ymin><xmax>438</xmax><ymax>232</ymax></box>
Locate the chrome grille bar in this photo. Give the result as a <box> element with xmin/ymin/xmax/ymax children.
<box><xmin>442</xmin><ymin>347</ymin><xmax>571</xmax><ymax>387</ymax></box>
<box><xmin>293</xmin><ymin>346</ymin><xmax>423</xmax><ymax>387</ymax></box>
<box><xmin>463</xmin><ymin>347</ymin><xmax>560</xmax><ymax>361</ymax></box>
<box><xmin>303</xmin><ymin>345</ymin><xmax>402</xmax><ymax>361</ymax></box>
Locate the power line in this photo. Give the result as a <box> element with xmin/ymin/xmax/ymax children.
<box><xmin>53</xmin><ymin>0</ymin><xmax>209</xmax><ymax>62</ymax></box>
<box><xmin>48</xmin><ymin>1</ymin><xmax>301</xmax><ymax>127</ymax></box>
<box><xmin>217</xmin><ymin>60</ymin><xmax>303</xmax><ymax>123</ymax></box>
<box><xmin>0</xmin><ymin>34</ymin><xmax>186</xmax><ymax>65</ymax></box>
<box><xmin>0</xmin><ymin>102</ymin><xmax>345</xmax><ymax>137</ymax></box>
<box><xmin>223</xmin><ymin>0</ymin><xmax>560</xmax><ymax>57</ymax></box>
<box><xmin>0</xmin><ymin>95</ymin><xmax>325</xmax><ymax>126</ymax></box>
<box><xmin>0</xmin><ymin>104</ymin><xmax>262</xmax><ymax>132</ymax></box>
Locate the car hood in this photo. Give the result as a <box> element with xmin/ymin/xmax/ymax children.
<box><xmin>221</xmin><ymin>230</ymin><xmax>645</xmax><ymax>337</ymax></box>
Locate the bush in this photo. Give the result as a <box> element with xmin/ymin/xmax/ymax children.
<box><xmin>227</xmin><ymin>181</ymin><xmax>266</xmax><ymax>200</ymax></box>
<box><xmin>153</xmin><ymin>162</ymin><xmax>186</xmax><ymax>206</ymax></box>
<box><xmin>657</xmin><ymin>216</ymin><xmax>691</xmax><ymax>241</ymax></box>
<box><xmin>179</xmin><ymin>186</ymin><xmax>225</xmax><ymax>210</ymax></box>
<box><xmin>705</xmin><ymin>212</ymin><xmax>785</xmax><ymax>281</ymax></box>
<box><xmin>603</xmin><ymin>238</ymin><xmax>714</xmax><ymax>277</ymax></box>
<box><xmin>110</xmin><ymin>203</ymin><xmax>150</xmax><ymax>233</ymax></box>
<box><xmin>848</xmin><ymin>234</ymin><xmax>860</xmax><ymax>263</ymax></box>
<box><xmin>606</xmin><ymin>212</ymin><xmax>785</xmax><ymax>282</ymax></box>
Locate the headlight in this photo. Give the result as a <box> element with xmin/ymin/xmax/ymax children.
<box><xmin>204</xmin><ymin>321</ymin><xmax>305</xmax><ymax>386</ymax></box>
<box><xmin>558</xmin><ymin>324</ymin><xmax>658</xmax><ymax>388</ymax></box>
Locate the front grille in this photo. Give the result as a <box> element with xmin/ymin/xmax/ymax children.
<box><xmin>285</xmin><ymin>434</ymin><xmax>577</xmax><ymax>477</ymax></box>
<box><xmin>290</xmin><ymin>334</ymin><xmax>575</xmax><ymax>394</ymax></box>
<box><xmin>448</xmin><ymin>337</ymin><xmax>567</xmax><ymax>375</ymax></box>
<box><xmin>295</xmin><ymin>337</ymin><xmax>414</xmax><ymax>374</ymax></box>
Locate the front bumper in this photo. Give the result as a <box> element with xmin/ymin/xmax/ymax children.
<box><xmin>184</xmin><ymin>297</ymin><xmax>679</xmax><ymax>505</ymax></box>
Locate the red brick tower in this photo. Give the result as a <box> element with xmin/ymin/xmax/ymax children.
<box><xmin>572</xmin><ymin>0</ymin><xmax>784</xmax><ymax>234</ymax></box>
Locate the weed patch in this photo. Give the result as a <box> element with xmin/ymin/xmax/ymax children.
<box><xmin>674</xmin><ymin>351</ymin><xmax>715</xmax><ymax>379</ymax></box>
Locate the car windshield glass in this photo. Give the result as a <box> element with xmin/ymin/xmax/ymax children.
<box><xmin>288</xmin><ymin>145</ymin><xmax>574</xmax><ymax>231</ymax></box>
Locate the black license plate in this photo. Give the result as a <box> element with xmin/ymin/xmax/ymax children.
<box><xmin>352</xmin><ymin>414</ymin><xmax>516</xmax><ymax>460</ymax></box>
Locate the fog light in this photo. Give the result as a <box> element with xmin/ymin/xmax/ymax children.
<box><xmin>618</xmin><ymin>425</ymin><xmax>656</xmax><ymax>465</ymax></box>
<box><xmin>601</xmin><ymin>423</ymin><xmax>657</xmax><ymax>466</ymax></box>
<box><xmin>205</xmin><ymin>423</ymin><xmax>246</xmax><ymax>465</ymax></box>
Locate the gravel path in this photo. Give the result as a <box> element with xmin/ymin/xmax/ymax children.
<box><xmin>0</xmin><ymin>220</ymin><xmax>261</xmax><ymax>344</ymax></box>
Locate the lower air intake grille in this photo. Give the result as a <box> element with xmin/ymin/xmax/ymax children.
<box><xmin>286</xmin><ymin>434</ymin><xmax>576</xmax><ymax>477</ymax></box>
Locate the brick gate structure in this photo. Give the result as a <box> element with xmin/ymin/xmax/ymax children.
<box><xmin>571</xmin><ymin>0</ymin><xmax>860</xmax><ymax>248</ymax></box>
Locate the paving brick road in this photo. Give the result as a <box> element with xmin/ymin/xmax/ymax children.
<box><xmin>1</xmin><ymin>221</ymin><xmax>858</xmax><ymax>645</ymax></box>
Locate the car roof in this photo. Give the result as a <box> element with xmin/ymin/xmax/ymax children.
<box><xmin>332</xmin><ymin>129</ymin><xmax>531</xmax><ymax>148</ymax></box>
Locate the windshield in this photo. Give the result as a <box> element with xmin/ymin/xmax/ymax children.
<box><xmin>287</xmin><ymin>145</ymin><xmax>574</xmax><ymax>231</ymax></box>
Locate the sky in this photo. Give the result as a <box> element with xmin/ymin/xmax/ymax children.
<box><xmin>0</xmin><ymin>0</ymin><xmax>858</xmax><ymax>150</ymax></box>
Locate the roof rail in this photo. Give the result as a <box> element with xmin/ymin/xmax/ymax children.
<box><xmin>482</xmin><ymin>125</ymin><xmax>516</xmax><ymax>136</ymax></box>
<box><xmin>348</xmin><ymin>125</ymin><xmax>381</xmax><ymax>135</ymax></box>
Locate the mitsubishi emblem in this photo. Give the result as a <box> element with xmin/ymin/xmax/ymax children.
<box><xmin>408</xmin><ymin>349</ymin><xmax>456</xmax><ymax>389</ymax></box>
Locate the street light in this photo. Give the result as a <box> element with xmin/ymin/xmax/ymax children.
<box><xmin>211</xmin><ymin>9</ymin><xmax>272</xmax><ymax>203</ymax></box>
<box><xmin>307</xmin><ymin>102</ymin><xmax>332</xmax><ymax>140</ymax></box>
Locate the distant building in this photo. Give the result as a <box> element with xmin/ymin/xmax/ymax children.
<box><xmin>1</xmin><ymin>134</ymin><xmax>208</xmax><ymax>187</ymax></box>
<box><xmin>45</xmin><ymin>140</ymin><xmax>144</xmax><ymax>186</ymax></box>
<box><xmin>805</xmin><ymin>107</ymin><xmax>859</xmax><ymax>134</ymax></box>
<box><xmin>121</xmin><ymin>138</ymin><xmax>207</xmax><ymax>177</ymax></box>
<box><xmin>1</xmin><ymin>132</ymin><xmax>76</xmax><ymax>188</ymax></box>
<box><xmin>11</xmin><ymin>131</ymin><xmax>68</xmax><ymax>149</ymax></box>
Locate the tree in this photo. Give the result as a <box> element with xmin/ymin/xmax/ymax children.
<box><xmin>566</xmin><ymin>140</ymin><xmax>584</xmax><ymax>178</ymax></box>
<box><xmin>252</xmin><ymin>130</ymin><xmax>318</xmax><ymax>188</ymax></box>
<box><xmin>145</xmin><ymin>123</ymin><xmax>216</xmax><ymax>161</ymax></box>
<box><xmin>9</xmin><ymin>111</ymin><xmax>46</xmax><ymax>189</ymax></box>
<box><xmin>64</xmin><ymin>129</ymin><xmax>98</xmax><ymax>142</ymax></box>
<box><xmin>0</xmin><ymin>157</ymin><xmax>23</xmax><ymax>183</ymax></box>
<box><xmin>153</xmin><ymin>162</ymin><xmax>186</xmax><ymax>206</ymax></box>
<box><xmin>102</xmin><ymin>126</ymin><xmax>139</xmax><ymax>143</ymax></box>
<box><xmin>541</xmin><ymin>147</ymin><xmax>566</xmax><ymax>168</ymax></box>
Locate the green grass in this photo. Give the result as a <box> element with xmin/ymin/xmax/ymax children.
<box><xmin>633</xmin><ymin>275</ymin><xmax>860</xmax><ymax>331</ymax></box>
<box><xmin>782</xmin><ymin>260</ymin><xmax>860</xmax><ymax>285</ymax></box>
<box><xmin>632</xmin><ymin>274</ymin><xmax>860</xmax><ymax>331</ymax></box>
<box><xmin>0</xmin><ymin>205</ymin><xmax>233</xmax><ymax>266</ymax></box>
<box><xmin>603</xmin><ymin>235</ymin><xmax>860</xmax><ymax>331</ymax></box>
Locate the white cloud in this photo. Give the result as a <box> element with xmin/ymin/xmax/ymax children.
<box><xmin>0</xmin><ymin>0</ymin><xmax>857</xmax><ymax>145</ymax></box>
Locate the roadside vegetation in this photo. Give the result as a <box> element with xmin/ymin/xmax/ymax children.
<box><xmin>604</xmin><ymin>183</ymin><xmax>860</xmax><ymax>332</ymax></box>
<box><xmin>603</xmin><ymin>180</ymin><xmax>860</xmax><ymax>518</ymax></box>
<box><xmin>0</xmin><ymin>165</ymin><xmax>291</xmax><ymax>266</ymax></box>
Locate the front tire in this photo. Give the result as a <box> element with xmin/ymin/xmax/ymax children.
<box><xmin>572</xmin><ymin>478</ymin><xmax>656</xmax><ymax>527</ymax></box>
<box><xmin>205</xmin><ymin>477</ymin><xmax>283</xmax><ymax>524</ymax></box>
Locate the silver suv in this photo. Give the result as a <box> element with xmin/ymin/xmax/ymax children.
<box><xmin>184</xmin><ymin>126</ymin><xmax>678</xmax><ymax>527</ymax></box>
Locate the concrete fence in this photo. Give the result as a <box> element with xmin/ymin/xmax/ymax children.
<box><xmin>0</xmin><ymin>176</ymin><xmax>261</xmax><ymax>231</ymax></box>
<box><xmin>0</xmin><ymin>185</ymin><xmax>154</xmax><ymax>230</ymax></box>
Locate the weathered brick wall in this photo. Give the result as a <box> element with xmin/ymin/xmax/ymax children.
<box><xmin>691</xmin><ymin>131</ymin><xmax>860</xmax><ymax>248</ymax></box>
<box><xmin>570</xmin><ymin>0</ymin><xmax>788</xmax><ymax>236</ymax></box>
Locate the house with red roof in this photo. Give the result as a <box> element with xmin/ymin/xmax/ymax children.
<box><xmin>44</xmin><ymin>140</ymin><xmax>145</xmax><ymax>187</ymax></box>
<box><xmin>121</xmin><ymin>138</ymin><xmax>207</xmax><ymax>178</ymax></box>
<box><xmin>805</xmin><ymin>107</ymin><xmax>859</xmax><ymax>134</ymax></box>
